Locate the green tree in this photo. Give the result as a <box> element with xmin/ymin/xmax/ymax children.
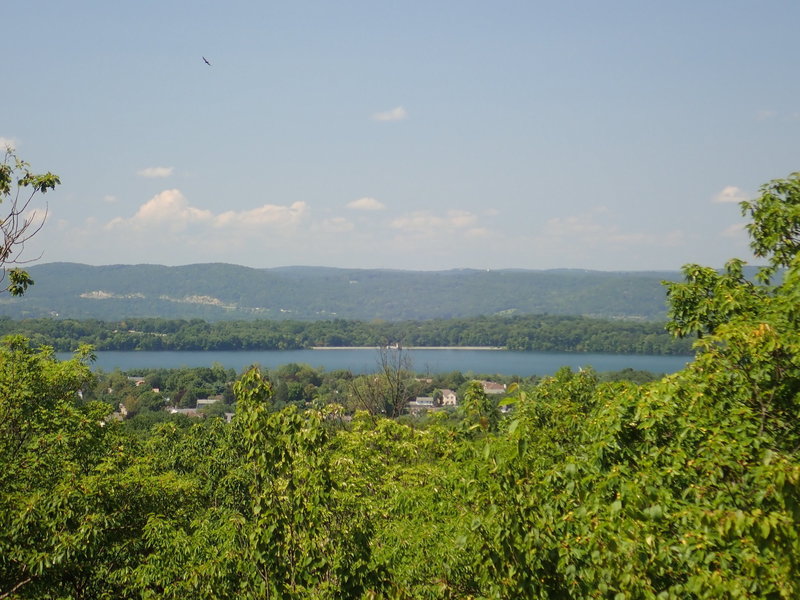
<box><xmin>462</xmin><ymin>380</ymin><xmax>500</xmax><ymax>433</ymax></box>
<box><xmin>235</xmin><ymin>368</ymin><xmax>383</xmax><ymax>597</ymax></box>
<box><xmin>463</xmin><ymin>172</ymin><xmax>800</xmax><ymax>598</ymax></box>
<box><xmin>664</xmin><ymin>259</ymin><xmax>765</xmax><ymax>339</ymax></box>
<box><xmin>741</xmin><ymin>171</ymin><xmax>800</xmax><ymax>282</ymax></box>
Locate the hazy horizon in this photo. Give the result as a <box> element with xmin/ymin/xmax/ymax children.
<box><xmin>30</xmin><ymin>260</ymin><xmax>709</xmax><ymax>274</ymax></box>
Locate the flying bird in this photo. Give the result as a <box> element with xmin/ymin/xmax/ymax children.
<box><xmin>202</xmin><ymin>56</ymin><xmax>211</xmax><ymax>66</ymax></box>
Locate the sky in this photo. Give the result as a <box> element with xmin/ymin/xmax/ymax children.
<box><xmin>3</xmin><ymin>1</ymin><xmax>799</xmax><ymax>272</ymax></box>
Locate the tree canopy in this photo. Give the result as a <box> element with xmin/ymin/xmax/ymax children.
<box><xmin>2</xmin><ymin>171</ymin><xmax>800</xmax><ymax>598</ymax></box>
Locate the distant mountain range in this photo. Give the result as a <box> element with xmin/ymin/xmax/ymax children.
<box><xmin>0</xmin><ymin>262</ymin><xmax>694</xmax><ymax>322</ymax></box>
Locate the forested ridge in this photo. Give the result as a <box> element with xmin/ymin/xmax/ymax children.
<box><xmin>0</xmin><ymin>313</ymin><xmax>692</xmax><ymax>355</ymax></box>
<box><xmin>0</xmin><ymin>262</ymin><xmax>686</xmax><ymax>321</ymax></box>
<box><xmin>2</xmin><ymin>171</ymin><xmax>800</xmax><ymax>598</ymax></box>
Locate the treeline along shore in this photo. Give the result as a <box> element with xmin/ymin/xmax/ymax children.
<box><xmin>0</xmin><ymin>313</ymin><xmax>693</xmax><ymax>354</ymax></box>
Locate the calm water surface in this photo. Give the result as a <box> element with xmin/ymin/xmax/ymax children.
<box><xmin>58</xmin><ymin>348</ymin><xmax>692</xmax><ymax>376</ymax></box>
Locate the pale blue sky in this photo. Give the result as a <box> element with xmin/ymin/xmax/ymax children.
<box><xmin>3</xmin><ymin>1</ymin><xmax>799</xmax><ymax>271</ymax></box>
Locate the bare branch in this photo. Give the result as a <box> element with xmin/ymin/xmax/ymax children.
<box><xmin>0</xmin><ymin>147</ymin><xmax>59</xmax><ymax>295</ymax></box>
<box><xmin>0</xmin><ymin>577</ymin><xmax>33</xmax><ymax>599</ymax></box>
<box><xmin>347</xmin><ymin>345</ymin><xmax>419</xmax><ymax>419</ymax></box>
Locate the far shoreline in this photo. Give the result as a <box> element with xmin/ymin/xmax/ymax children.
<box><xmin>311</xmin><ymin>346</ymin><xmax>506</xmax><ymax>351</ymax></box>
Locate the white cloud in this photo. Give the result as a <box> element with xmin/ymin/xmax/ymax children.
<box><xmin>713</xmin><ymin>185</ymin><xmax>748</xmax><ymax>204</ymax></box>
<box><xmin>317</xmin><ymin>217</ymin><xmax>355</xmax><ymax>233</ymax></box>
<box><xmin>755</xmin><ymin>110</ymin><xmax>800</xmax><ymax>122</ymax></box>
<box><xmin>544</xmin><ymin>214</ymin><xmax>604</xmax><ymax>236</ymax></box>
<box><xmin>464</xmin><ymin>227</ymin><xmax>489</xmax><ymax>238</ymax></box>
<box><xmin>23</xmin><ymin>207</ymin><xmax>48</xmax><ymax>228</ymax></box>
<box><xmin>106</xmin><ymin>189</ymin><xmax>211</xmax><ymax>232</ymax></box>
<box><xmin>106</xmin><ymin>189</ymin><xmax>307</xmax><ymax>233</ymax></box>
<box><xmin>756</xmin><ymin>109</ymin><xmax>777</xmax><ymax>121</ymax></box>
<box><xmin>215</xmin><ymin>201</ymin><xmax>308</xmax><ymax>228</ymax></box>
<box><xmin>0</xmin><ymin>137</ymin><xmax>17</xmax><ymax>150</ymax></box>
<box><xmin>721</xmin><ymin>223</ymin><xmax>747</xmax><ymax>238</ymax></box>
<box><xmin>137</xmin><ymin>166</ymin><xmax>174</xmax><ymax>178</ymax></box>
<box><xmin>347</xmin><ymin>196</ymin><xmax>386</xmax><ymax>211</ymax></box>
<box><xmin>102</xmin><ymin>195</ymin><xmax>118</xmax><ymax>203</ymax></box>
<box><xmin>447</xmin><ymin>210</ymin><xmax>478</xmax><ymax>228</ymax></box>
<box><xmin>542</xmin><ymin>210</ymin><xmax>683</xmax><ymax>249</ymax></box>
<box><xmin>390</xmin><ymin>209</ymin><xmax>480</xmax><ymax>236</ymax></box>
<box><xmin>371</xmin><ymin>106</ymin><xmax>407</xmax><ymax>122</ymax></box>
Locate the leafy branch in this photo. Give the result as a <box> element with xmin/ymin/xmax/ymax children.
<box><xmin>0</xmin><ymin>146</ymin><xmax>60</xmax><ymax>295</ymax></box>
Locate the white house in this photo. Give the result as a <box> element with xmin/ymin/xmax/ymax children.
<box><xmin>441</xmin><ymin>389</ymin><xmax>457</xmax><ymax>406</ymax></box>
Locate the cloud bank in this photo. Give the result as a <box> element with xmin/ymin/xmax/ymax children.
<box><xmin>390</xmin><ymin>209</ymin><xmax>488</xmax><ymax>238</ymax></box>
<box><xmin>106</xmin><ymin>189</ymin><xmax>308</xmax><ymax>233</ymax></box>
<box><xmin>35</xmin><ymin>186</ymin><xmax>752</xmax><ymax>272</ymax></box>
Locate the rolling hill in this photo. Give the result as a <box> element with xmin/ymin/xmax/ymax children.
<box><xmin>0</xmin><ymin>262</ymin><xmax>685</xmax><ymax>321</ymax></box>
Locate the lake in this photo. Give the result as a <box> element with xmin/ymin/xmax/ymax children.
<box><xmin>58</xmin><ymin>348</ymin><xmax>693</xmax><ymax>376</ymax></box>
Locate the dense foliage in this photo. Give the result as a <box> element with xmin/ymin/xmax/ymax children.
<box><xmin>0</xmin><ymin>313</ymin><xmax>692</xmax><ymax>355</ymax></box>
<box><xmin>2</xmin><ymin>172</ymin><xmax>800</xmax><ymax>598</ymax></box>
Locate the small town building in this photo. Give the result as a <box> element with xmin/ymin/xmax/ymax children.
<box><xmin>480</xmin><ymin>381</ymin><xmax>507</xmax><ymax>394</ymax></box>
<box><xmin>441</xmin><ymin>389</ymin><xmax>457</xmax><ymax>406</ymax></box>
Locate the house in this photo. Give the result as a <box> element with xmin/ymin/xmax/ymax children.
<box><xmin>196</xmin><ymin>398</ymin><xmax>222</xmax><ymax>408</ymax></box>
<box><xmin>480</xmin><ymin>381</ymin><xmax>507</xmax><ymax>395</ymax></box>
<box><xmin>168</xmin><ymin>407</ymin><xmax>200</xmax><ymax>418</ymax></box>
<box><xmin>127</xmin><ymin>376</ymin><xmax>146</xmax><ymax>387</ymax></box>
<box><xmin>406</xmin><ymin>397</ymin><xmax>435</xmax><ymax>415</ymax></box>
<box><xmin>441</xmin><ymin>389</ymin><xmax>457</xmax><ymax>406</ymax></box>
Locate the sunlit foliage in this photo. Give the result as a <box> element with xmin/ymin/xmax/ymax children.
<box><xmin>2</xmin><ymin>172</ymin><xmax>800</xmax><ymax>598</ymax></box>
